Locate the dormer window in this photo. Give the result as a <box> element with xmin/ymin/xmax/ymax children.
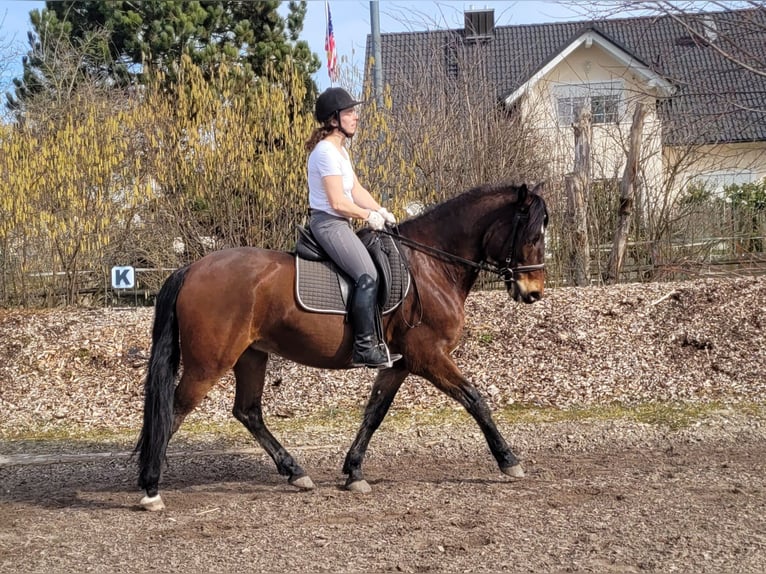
<box><xmin>553</xmin><ymin>81</ymin><xmax>624</xmax><ymax>124</ymax></box>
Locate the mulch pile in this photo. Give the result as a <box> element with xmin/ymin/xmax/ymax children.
<box><xmin>1</xmin><ymin>276</ymin><xmax>763</xmax><ymax>436</ymax></box>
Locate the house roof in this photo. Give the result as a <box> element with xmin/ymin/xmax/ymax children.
<box><xmin>367</xmin><ymin>8</ymin><xmax>766</xmax><ymax>145</ymax></box>
<box><xmin>503</xmin><ymin>27</ymin><xmax>676</xmax><ymax>104</ymax></box>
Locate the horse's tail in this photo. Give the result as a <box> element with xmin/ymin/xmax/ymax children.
<box><xmin>135</xmin><ymin>265</ymin><xmax>189</xmax><ymax>493</ymax></box>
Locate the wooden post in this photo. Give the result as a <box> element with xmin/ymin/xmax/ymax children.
<box><xmin>605</xmin><ymin>103</ymin><xmax>647</xmax><ymax>284</ymax></box>
<box><xmin>565</xmin><ymin>108</ymin><xmax>592</xmax><ymax>286</ymax></box>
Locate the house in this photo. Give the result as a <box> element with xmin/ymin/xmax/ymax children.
<box><xmin>366</xmin><ymin>7</ymin><xmax>766</xmax><ymax>200</ymax></box>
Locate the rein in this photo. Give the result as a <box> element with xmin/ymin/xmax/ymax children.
<box><xmin>380</xmin><ymin>229</ymin><xmax>497</xmax><ymax>273</ymax></box>
<box><xmin>380</xmin><ymin>212</ymin><xmax>544</xmax><ymax>283</ymax></box>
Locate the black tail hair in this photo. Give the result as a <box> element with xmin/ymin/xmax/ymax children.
<box><xmin>134</xmin><ymin>266</ymin><xmax>189</xmax><ymax>493</ymax></box>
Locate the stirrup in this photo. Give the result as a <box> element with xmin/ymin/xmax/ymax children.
<box><xmin>352</xmin><ymin>344</ymin><xmax>402</xmax><ymax>369</ymax></box>
<box><xmin>371</xmin><ymin>352</ymin><xmax>403</xmax><ymax>370</ymax></box>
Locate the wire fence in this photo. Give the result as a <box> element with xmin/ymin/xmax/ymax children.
<box><xmin>4</xmin><ymin>233</ymin><xmax>764</xmax><ymax>309</ymax></box>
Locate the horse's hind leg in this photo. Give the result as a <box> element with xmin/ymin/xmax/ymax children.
<box><xmin>343</xmin><ymin>364</ymin><xmax>410</xmax><ymax>493</ymax></box>
<box><xmin>139</xmin><ymin>368</ymin><xmax>223</xmax><ymax>511</ymax></box>
<box><xmin>232</xmin><ymin>348</ymin><xmax>314</xmax><ymax>490</ymax></box>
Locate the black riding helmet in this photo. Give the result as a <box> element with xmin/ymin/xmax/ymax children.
<box><xmin>315</xmin><ymin>87</ymin><xmax>363</xmax><ymax>130</ymax></box>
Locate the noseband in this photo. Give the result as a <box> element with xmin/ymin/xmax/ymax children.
<box><xmin>382</xmin><ymin>209</ymin><xmax>544</xmax><ymax>285</ymax></box>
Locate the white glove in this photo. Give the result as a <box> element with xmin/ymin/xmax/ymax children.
<box><xmin>366</xmin><ymin>209</ymin><xmax>385</xmax><ymax>230</ymax></box>
<box><xmin>378</xmin><ymin>207</ymin><xmax>397</xmax><ymax>225</ymax></box>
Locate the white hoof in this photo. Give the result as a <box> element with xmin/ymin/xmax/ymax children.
<box><xmin>290</xmin><ymin>475</ymin><xmax>316</xmax><ymax>490</ymax></box>
<box><xmin>502</xmin><ymin>464</ymin><xmax>525</xmax><ymax>479</ymax></box>
<box><xmin>140</xmin><ymin>494</ymin><xmax>166</xmax><ymax>511</ymax></box>
<box><xmin>346</xmin><ymin>480</ymin><xmax>372</xmax><ymax>494</ymax></box>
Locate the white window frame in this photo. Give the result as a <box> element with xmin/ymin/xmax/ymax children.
<box><xmin>553</xmin><ymin>81</ymin><xmax>625</xmax><ymax>125</ymax></box>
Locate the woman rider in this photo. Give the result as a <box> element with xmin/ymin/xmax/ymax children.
<box><xmin>305</xmin><ymin>87</ymin><xmax>401</xmax><ymax>369</ymax></box>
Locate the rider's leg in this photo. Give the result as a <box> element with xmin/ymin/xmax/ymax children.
<box><xmin>309</xmin><ymin>212</ymin><xmax>401</xmax><ymax>368</ymax></box>
<box><xmin>349</xmin><ymin>273</ymin><xmax>400</xmax><ymax>368</ymax></box>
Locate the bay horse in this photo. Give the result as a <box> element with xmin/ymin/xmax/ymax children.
<box><xmin>135</xmin><ymin>182</ymin><xmax>548</xmax><ymax>511</ymax></box>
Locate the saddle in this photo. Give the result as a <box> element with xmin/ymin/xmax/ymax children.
<box><xmin>293</xmin><ymin>226</ymin><xmax>410</xmax><ymax>316</ymax></box>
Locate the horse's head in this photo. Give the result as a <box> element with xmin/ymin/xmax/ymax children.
<box><xmin>483</xmin><ymin>183</ymin><xmax>548</xmax><ymax>303</ymax></box>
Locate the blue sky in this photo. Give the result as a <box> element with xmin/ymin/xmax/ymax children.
<box><xmin>0</xmin><ymin>1</ymin><xmax>589</xmax><ymax>94</ymax></box>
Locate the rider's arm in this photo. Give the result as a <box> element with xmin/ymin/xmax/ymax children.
<box><xmin>350</xmin><ymin>173</ymin><xmax>382</xmax><ymax>214</ymax></box>
<box><xmin>322</xmin><ymin>174</ymin><xmax>375</xmax><ymax>220</ymax></box>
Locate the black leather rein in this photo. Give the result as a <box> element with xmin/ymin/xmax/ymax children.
<box><xmin>380</xmin><ymin>210</ymin><xmax>544</xmax><ymax>284</ymax></box>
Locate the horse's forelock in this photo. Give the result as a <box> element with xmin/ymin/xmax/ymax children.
<box><xmin>526</xmin><ymin>192</ymin><xmax>548</xmax><ymax>234</ymax></box>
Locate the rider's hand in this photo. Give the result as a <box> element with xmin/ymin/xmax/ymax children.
<box><xmin>366</xmin><ymin>209</ymin><xmax>386</xmax><ymax>230</ymax></box>
<box><xmin>378</xmin><ymin>207</ymin><xmax>397</xmax><ymax>225</ymax></box>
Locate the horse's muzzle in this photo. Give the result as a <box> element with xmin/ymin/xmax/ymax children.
<box><xmin>508</xmin><ymin>280</ymin><xmax>543</xmax><ymax>304</ymax></box>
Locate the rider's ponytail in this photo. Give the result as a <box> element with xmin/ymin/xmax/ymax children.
<box><xmin>305</xmin><ymin>124</ymin><xmax>335</xmax><ymax>151</ymax></box>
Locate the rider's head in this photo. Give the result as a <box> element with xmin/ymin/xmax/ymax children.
<box><xmin>315</xmin><ymin>87</ymin><xmax>362</xmax><ymax>139</ymax></box>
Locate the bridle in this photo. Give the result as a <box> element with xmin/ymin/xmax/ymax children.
<box><xmin>380</xmin><ymin>209</ymin><xmax>545</xmax><ymax>286</ymax></box>
<box><xmin>496</xmin><ymin>209</ymin><xmax>546</xmax><ymax>283</ymax></box>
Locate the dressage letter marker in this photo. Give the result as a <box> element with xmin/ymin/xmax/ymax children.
<box><xmin>111</xmin><ymin>266</ymin><xmax>135</xmax><ymax>289</ymax></box>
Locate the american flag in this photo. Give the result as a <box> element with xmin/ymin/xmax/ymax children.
<box><xmin>325</xmin><ymin>1</ymin><xmax>338</xmax><ymax>83</ymax></box>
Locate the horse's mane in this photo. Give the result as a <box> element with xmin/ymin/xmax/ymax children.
<box><xmin>408</xmin><ymin>183</ymin><xmax>510</xmax><ymax>223</ymax></box>
<box><xmin>401</xmin><ymin>182</ymin><xmax>547</xmax><ymax>231</ymax></box>
<box><xmin>526</xmin><ymin>188</ymin><xmax>549</xmax><ymax>232</ymax></box>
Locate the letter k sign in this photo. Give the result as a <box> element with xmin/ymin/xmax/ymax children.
<box><xmin>112</xmin><ymin>266</ymin><xmax>135</xmax><ymax>289</ymax></box>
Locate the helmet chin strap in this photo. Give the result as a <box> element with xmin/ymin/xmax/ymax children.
<box><xmin>334</xmin><ymin>111</ymin><xmax>354</xmax><ymax>139</ymax></box>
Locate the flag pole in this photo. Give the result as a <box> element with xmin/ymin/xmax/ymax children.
<box><xmin>370</xmin><ymin>1</ymin><xmax>383</xmax><ymax>105</ymax></box>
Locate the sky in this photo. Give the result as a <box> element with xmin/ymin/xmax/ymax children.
<box><xmin>0</xmin><ymin>1</ymin><xmax>591</xmax><ymax>95</ymax></box>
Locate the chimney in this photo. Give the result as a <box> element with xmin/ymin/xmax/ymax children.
<box><xmin>465</xmin><ymin>8</ymin><xmax>495</xmax><ymax>42</ymax></box>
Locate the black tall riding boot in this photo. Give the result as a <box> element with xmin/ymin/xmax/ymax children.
<box><xmin>350</xmin><ymin>274</ymin><xmax>402</xmax><ymax>368</ymax></box>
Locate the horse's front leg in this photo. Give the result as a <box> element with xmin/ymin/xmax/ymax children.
<box><xmin>418</xmin><ymin>353</ymin><xmax>524</xmax><ymax>478</ymax></box>
<box><xmin>233</xmin><ymin>349</ymin><xmax>314</xmax><ymax>490</ymax></box>
<box><xmin>343</xmin><ymin>364</ymin><xmax>409</xmax><ymax>493</ymax></box>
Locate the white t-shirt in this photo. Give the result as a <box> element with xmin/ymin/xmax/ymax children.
<box><xmin>307</xmin><ymin>140</ymin><xmax>355</xmax><ymax>217</ymax></box>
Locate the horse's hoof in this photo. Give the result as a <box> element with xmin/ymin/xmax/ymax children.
<box><xmin>140</xmin><ymin>494</ymin><xmax>165</xmax><ymax>511</ymax></box>
<box><xmin>290</xmin><ymin>475</ymin><xmax>315</xmax><ymax>490</ymax></box>
<box><xmin>346</xmin><ymin>479</ymin><xmax>372</xmax><ymax>494</ymax></box>
<box><xmin>502</xmin><ymin>464</ymin><xmax>525</xmax><ymax>479</ymax></box>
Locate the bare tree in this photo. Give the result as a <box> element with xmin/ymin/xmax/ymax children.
<box><xmin>605</xmin><ymin>103</ymin><xmax>647</xmax><ymax>284</ymax></box>
<box><xmin>0</xmin><ymin>11</ymin><xmax>24</xmax><ymax>123</ymax></box>
<box><xmin>565</xmin><ymin>108</ymin><xmax>593</xmax><ymax>286</ymax></box>
<box><xmin>601</xmin><ymin>2</ymin><xmax>766</xmax><ymax>76</ymax></box>
<box><xmin>355</xmin><ymin>31</ymin><xmax>549</xmax><ymax>212</ymax></box>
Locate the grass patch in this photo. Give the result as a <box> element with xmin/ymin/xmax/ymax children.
<box><xmin>495</xmin><ymin>401</ymin><xmax>766</xmax><ymax>430</ymax></box>
<box><xmin>477</xmin><ymin>332</ymin><xmax>494</xmax><ymax>345</ymax></box>
<box><xmin>0</xmin><ymin>426</ymin><xmax>139</xmax><ymax>443</ymax></box>
<box><xmin>3</xmin><ymin>402</ymin><xmax>764</xmax><ymax>443</ymax></box>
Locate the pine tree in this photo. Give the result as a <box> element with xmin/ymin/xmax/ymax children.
<box><xmin>6</xmin><ymin>1</ymin><xmax>320</xmax><ymax>110</ymax></box>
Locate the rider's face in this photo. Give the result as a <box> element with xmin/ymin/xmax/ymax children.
<box><xmin>338</xmin><ymin>107</ymin><xmax>358</xmax><ymax>136</ymax></box>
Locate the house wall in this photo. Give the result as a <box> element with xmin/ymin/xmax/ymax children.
<box><xmin>517</xmin><ymin>43</ymin><xmax>666</xmax><ymax>200</ymax></box>
<box><xmin>664</xmin><ymin>142</ymin><xmax>766</xmax><ymax>196</ymax></box>
<box><xmin>512</xmin><ymin>38</ymin><xmax>766</xmax><ymax>216</ymax></box>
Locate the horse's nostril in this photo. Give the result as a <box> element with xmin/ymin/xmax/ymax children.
<box><xmin>527</xmin><ymin>291</ymin><xmax>542</xmax><ymax>303</ymax></box>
